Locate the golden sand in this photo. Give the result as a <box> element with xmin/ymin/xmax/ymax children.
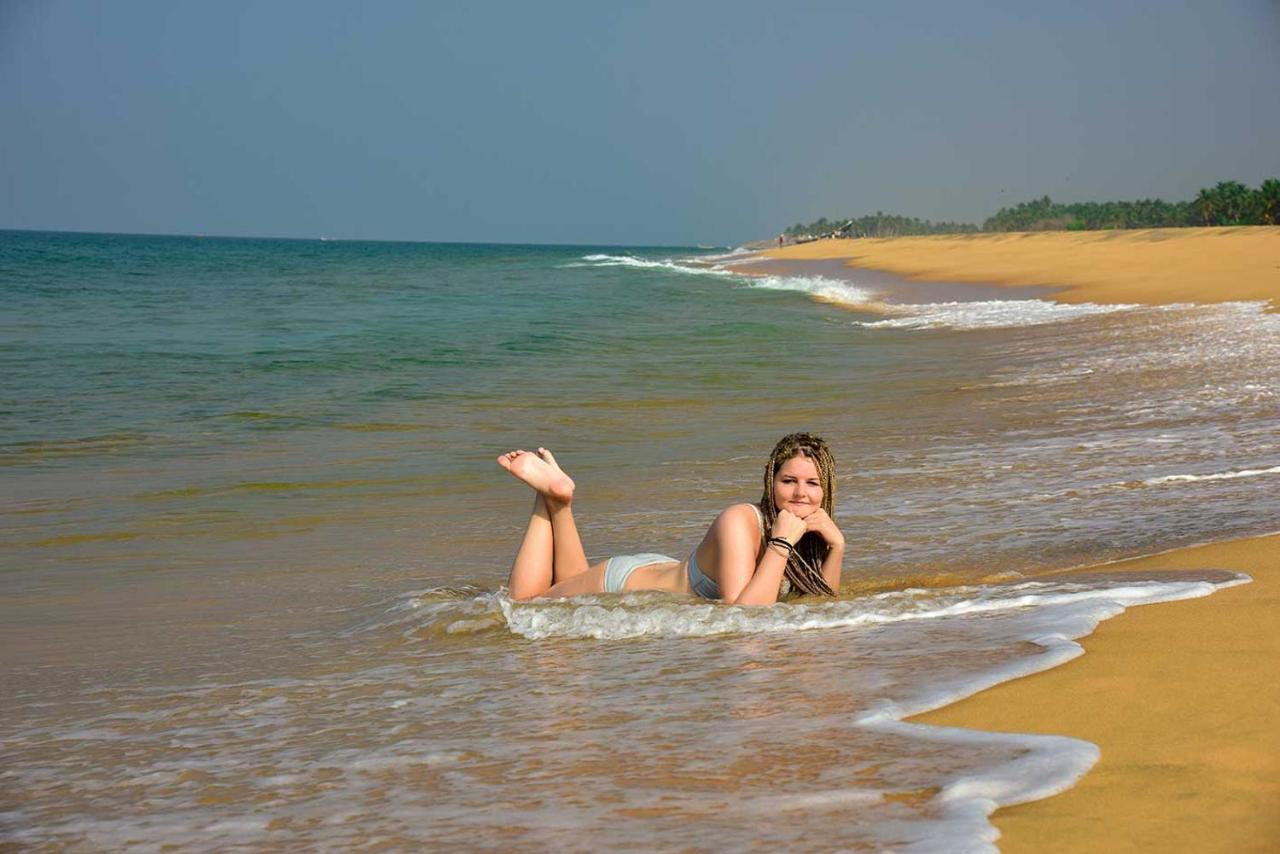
<box><xmin>766</xmin><ymin>227</ymin><xmax>1280</xmax><ymax>308</ymax></box>
<box><xmin>918</xmin><ymin>534</ymin><xmax>1280</xmax><ymax>851</ymax></box>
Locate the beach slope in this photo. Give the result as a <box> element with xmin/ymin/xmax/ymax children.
<box><xmin>917</xmin><ymin>535</ymin><xmax>1280</xmax><ymax>852</ymax></box>
<box><xmin>765</xmin><ymin>227</ymin><xmax>1280</xmax><ymax>307</ymax></box>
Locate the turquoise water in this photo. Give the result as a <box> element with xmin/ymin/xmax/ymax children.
<box><xmin>2</xmin><ymin>230</ymin><xmax>1276</xmax><ymax>849</ymax></box>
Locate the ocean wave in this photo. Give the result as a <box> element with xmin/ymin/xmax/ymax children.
<box><xmin>569</xmin><ymin>254</ymin><xmax>882</xmax><ymax>308</ymax></box>
<box><xmin>396</xmin><ymin>572</ymin><xmax>1247</xmax><ymax>642</ymax></box>
<box><xmin>746</xmin><ymin>274</ymin><xmax>880</xmax><ymax>307</ymax></box>
<box><xmin>1032</xmin><ymin>462</ymin><xmax>1280</xmax><ymax>498</ymax></box>
<box><xmin>385</xmin><ymin>572</ymin><xmax>1248</xmax><ymax>849</ymax></box>
<box><xmin>499</xmin><ymin>575</ymin><xmax>1242</xmax><ymax>641</ymax></box>
<box><xmin>571</xmin><ymin>253</ymin><xmax>882</xmax><ymax>307</ymax></box>
<box><xmin>1135</xmin><ymin>464</ymin><xmax>1280</xmax><ymax>486</ymax></box>
<box><xmin>10</xmin><ymin>570</ymin><xmax>1249</xmax><ymax>853</ymax></box>
<box><xmin>566</xmin><ymin>253</ymin><xmax>1146</xmax><ymax>331</ymax></box>
<box><xmin>569</xmin><ymin>253</ymin><xmax>737</xmax><ymax>277</ymax></box>
<box><xmin>855</xmin><ymin>299</ymin><xmax>1136</xmax><ymax>331</ymax></box>
<box><xmin>695</xmin><ymin>247</ymin><xmax>763</xmax><ymax>264</ymax></box>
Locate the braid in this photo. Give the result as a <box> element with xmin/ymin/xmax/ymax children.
<box><xmin>759</xmin><ymin>432</ymin><xmax>838</xmax><ymax>598</ymax></box>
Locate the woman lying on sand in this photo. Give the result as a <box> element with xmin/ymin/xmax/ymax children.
<box><xmin>498</xmin><ymin>433</ymin><xmax>844</xmax><ymax>605</ymax></box>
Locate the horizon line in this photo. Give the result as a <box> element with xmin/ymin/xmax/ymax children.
<box><xmin>0</xmin><ymin>226</ymin><xmax>728</xmax><ymax>251</ymax></box>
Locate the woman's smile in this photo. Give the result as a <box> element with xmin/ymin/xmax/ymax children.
<box><xmin>773</xmin><ymin>454</ymin><xmax>824</xmax><ymax>515</ymax></box>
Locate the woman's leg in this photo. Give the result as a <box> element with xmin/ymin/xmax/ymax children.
<box><xmin>540</xmin><ymin>449</ymin><xmax>591</xmax><ymax>584</ymax></box>
<box><xmin>499</xmin><ymin>448</ymin><xmax>594</xmax><ymax>599</ymax></box>
<box><xmin>506</xmin><ymin>492</ymin><xmax>554</xmax><ymax>600</ymax></box>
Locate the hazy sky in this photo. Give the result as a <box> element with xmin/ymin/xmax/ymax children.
<box><xmin>3</xmin><ymin>0</ymin><xmax>1278</xmax><ymax>246</ymax></box>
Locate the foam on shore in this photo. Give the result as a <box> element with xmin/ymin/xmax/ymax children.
<box><xmin>918</xmin><ymin>533</ymin><xmax>1280</xmax><ymax>852</ymax></box>
<box><xmin>470</xmin><ymin>574</ymin><xmax>1243</xmax><ymax>642</ymax></box>
<box><xmin>564</xmin><ymin>253</ymin><xmax>737</xmax><ymax>276</ymax></box>
<box><xmin>571</xmin><ymin>251</ymin><xmax>1149</xmax><ymax>330</ymax></box>
<box><xmin>376</xmin><ymin>570</ymin><xmax>1249</xmax><ymax>851</ymax></box>
<box><xmin>852</xmin><ymin>299</ymin><xmax>1134</xmax><ymax>330</ymax></box>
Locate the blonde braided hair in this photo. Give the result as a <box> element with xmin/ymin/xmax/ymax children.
<box><xmin>759</xmin><ymin>432</ymin><xmax>838</xmax><ymax>597</ymax></box>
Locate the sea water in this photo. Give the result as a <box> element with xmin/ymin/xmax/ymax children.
<box><xmin>1</xmin><ymin>230</ymin><xmax>1276</xmax><ymax>849</ymax></box>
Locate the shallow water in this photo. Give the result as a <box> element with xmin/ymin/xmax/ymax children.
<box><xmin>2</xmin><ymin>569</ymin><xmax>1248</xmax><ymax>850</ymax></box>
<box><xmin>2</xmin><ymin>231</ymin><xmax>1276</xmax><ymax>849</ymax></box>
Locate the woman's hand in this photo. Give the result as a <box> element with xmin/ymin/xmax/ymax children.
<box><xmin>803</xmin><ymin>509</ymin><xmax>845</xmax><ymax>550</ymax></box>
<box><xmin>771</xmin><ymin>508</ymin><xmax>808</xmax><ymax>545</ymax></box>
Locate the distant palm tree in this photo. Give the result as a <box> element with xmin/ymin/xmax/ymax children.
<box><xmin>1256</xmin><ymin>179</ymin><xmax>1280</xmax><ymax>225</ymax></box>
<box><xmin>1194</xmin><ymin>186</ymin><xmax>1222</xmax><ymax>225</ymax></box>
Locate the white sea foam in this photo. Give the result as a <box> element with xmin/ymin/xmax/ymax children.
<box><xmin>852</xmin><ymin>718</ymin><xmax>1100</xmax><ymax>853</ymax></box>
<box><xmin>746</xmin><ymin>273</ymin><xmax>880</xmax><ymax>306</ymax></box>
<box><xmin>855</xmin><ymin>299</ymin><xmax>1136</xmax><ymax>330</ymax></box>
<box><xmin>1137</xmin><ymin>464</ymin><xmax>1280</xmax><ymax>485</ymax></box>
<box><xmin>572</xmin><ymin>253</ymin><xmax>883</xmax><ymax>307</ymax></box>
<box><xmin>4</xmin><ymin>573</ymin><xmax>1249</xmax><ymax>853</ymax></box>
<box><xmin>1032</xmin><ymin>462</ymin><xmax>1280</xmax><ymax>500</ymax></box>
<box><xmin>479</xmin><ymin>572</ymin><xmax>1246</xmax><ymax>852</ymax></box>
<box><xmin>855</xmin><ymin>574</ymin><xmax>1250</xmax><ymax>726</ymax></box>
<box><xmin>696</xmin><ymin>247</ymin><xmax>763</xmax><ymax>264</ymax></box>
<box><xmin>571</xmin><ymin>253</ymin><xmax>737</xmax><ymax>277</ymax></box>
<box><xmin>741</xmin><ymin>787</ymin><xmax>886</xmax><ymax>811</ymax></box>
<box><xmin>848</xmin><ymin>571</ymin><xmax>1249</xmax><ymax>852</ymax></box>
<box><xmin>570</xmin><ymin>252</ymin><xmax>1145</xmax><ymax>330</ymax></box>
<box><xmin>491</xmin><ymin>574</ymin><xmax>1243</xmax><ymax>642</ymax></box>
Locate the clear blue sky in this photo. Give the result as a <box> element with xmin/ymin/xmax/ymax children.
<box><xmin>2</xmin><ymin>0</ymin><xmax>1278</xmax><ymax>246</ymax></box>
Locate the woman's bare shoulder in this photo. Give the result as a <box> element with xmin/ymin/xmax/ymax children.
<box><xmin>715</xmin><ymin>503</ymin><xmax>762</xmax><ymax>528</ymax></box>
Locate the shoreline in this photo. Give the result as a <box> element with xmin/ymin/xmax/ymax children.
<box><xmin>761</xmin><ymin>227</ymin><xmax>1280</xmax><ymax>309</ymax></box>
<box><xmin>754</xmin><ymin>229</ymin><xmax>1280</xmax><ymax>849</ymax></box>
<box><xmin>917</xmin><ymin>532</ymin><xmax>1280</xmax><ymax>852</ymax></box>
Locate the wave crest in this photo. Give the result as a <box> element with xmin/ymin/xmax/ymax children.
<box><xmin>390</xmin><ymin>572</ymin><xmax>1248</xmax><ymax>642</ymax></box>
<box><xmin>855</xmin><ymin>299</ymin><xmax>1135</xmax><ymax>330</ymax></box>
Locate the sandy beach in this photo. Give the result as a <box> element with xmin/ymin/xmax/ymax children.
<box><xmin>764</xmin><ymin>228</ymin><xmax>1280</xmax><ymax>850</ymax></box>
<box><xmin>921</xmin><ymin>534</ymin><xmax>1280</xmax><ymax>852</ymax></box>
<box><xmin>765</xmin><ymin>227</ymin><xmax>1280</xmax><ymax>308</ymax></box>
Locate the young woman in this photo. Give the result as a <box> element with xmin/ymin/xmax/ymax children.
<box><xmin>498</xmin><ymin>433</ymin><xmax>844</xmax><ymax>605</ymax></box>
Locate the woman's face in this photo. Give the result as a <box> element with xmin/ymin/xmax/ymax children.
<box><xmin>773</xmin><ymin>454</ymin><xmax>823</xmax><ymax>518</ymax></box>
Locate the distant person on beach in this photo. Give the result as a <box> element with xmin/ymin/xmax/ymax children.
<box><xmin>498</xmin><ymin>433</ymin><xmax>843</xmax><ymax>604</ymax></box>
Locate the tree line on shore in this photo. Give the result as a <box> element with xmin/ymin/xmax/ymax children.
<box><xmin>782</xmin><ymin>179</ymin><xmax>1280</xmax><ymax>241</ymax></box>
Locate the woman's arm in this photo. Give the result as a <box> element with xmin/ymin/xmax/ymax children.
<box><xmin>805</xmin><ymin>509</ymin><xmax>845</xmax><ymax>592</ymax></box>
<box><xmin>728</xmin><ymin>539</ymin><xmax>793</xmax><ymax>605</ymax></box>
<box><xmin>718</xmin><ymin>506</ymin><xmax>808</xmax><ymax>606</ymax></box>
<box><xmin>819</xmin><ymin>542</ymin><xmax>844</xmax><ymax>591</ymax></box>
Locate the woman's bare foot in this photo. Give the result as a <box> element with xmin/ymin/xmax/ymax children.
<box><xmin>497</xmin><ymin>449</ymin><xmax>575</xmax><ymax>503</ymax></box>
<box><xmin>536</xmin><ymin>447</ymin><xmax>565</xmax><ymax>475</ymax></box>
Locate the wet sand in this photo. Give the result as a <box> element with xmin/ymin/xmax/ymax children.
<box><xmin>918</xmin><ymin>534</ymin><xmax>1280</xmax><ymax>852</ymax></box>
<box><xmin>764</xmin><ymin>228</ymin><xmax>1280</xmax><ymax>849</ymax></box>
<box><xmin>764</xmin><ymin>227</ymin><xmax>1280</xmax><ymax>308</ymax></box>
